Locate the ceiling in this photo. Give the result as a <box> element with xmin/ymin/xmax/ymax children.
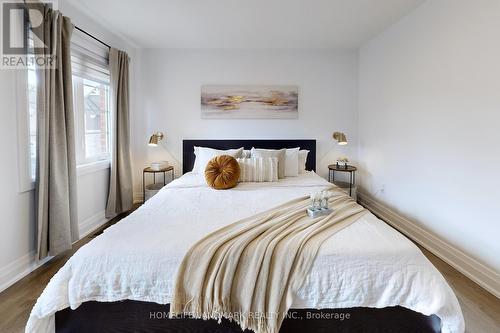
<box><xmin>66</xmin><ymin>0</ymin><xmax>423</xmax><ymax>49</ymax></box>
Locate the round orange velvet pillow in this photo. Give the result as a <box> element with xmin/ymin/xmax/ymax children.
<box><xmin>205</xmin><ymin>155</ymin><xmax>240</xmax><ymax>190</ymax></box>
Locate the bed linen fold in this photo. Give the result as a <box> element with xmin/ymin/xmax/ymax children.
<box><xmin>171</xmin><ymin>189</ymin><xmax>367</xmax><ymax>333</ymax></box>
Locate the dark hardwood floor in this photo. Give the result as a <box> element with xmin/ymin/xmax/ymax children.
<box><xmin>0</xmin><ymin>209</ymin><xmax>135</xmax><ymax>333</ymax></box>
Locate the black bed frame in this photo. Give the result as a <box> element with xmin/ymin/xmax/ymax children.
<box><xmin>54</xmin><ymin>139</ymin><xmax>442</xmax><ymax>333</ymax></box>
<box><xmin>182</xmin><ymin>139</ymin><xmax>317</xmax><ymax>174</ymax></box>
<box><xmin>56</xmin><ymin>301</ymin><xmax>441</xmax><ymax>333</ymax></box>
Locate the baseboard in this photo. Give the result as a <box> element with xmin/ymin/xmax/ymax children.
<box><xmin>78</xmin><ymin>211</ymin><xmax>109</xmax><ymax>238</ymax></box>
<box><xmin>357</xmin><ymin>191</ymin><xmax>500</xmax><ymax>299</ymax></box>
<box><xmin>0</xmin><ymin>211</ymin><xmax>109</xmax><ymax>293</ymax></box>
<box><xmin>0</xmin><ymin>251</ymin><xmax>52</xmax><ymax>293</ymax></box>
<box><xmin>133</xmin><ymin>192</ymin><xmax>143</xmax><ymax>204</ymax></box>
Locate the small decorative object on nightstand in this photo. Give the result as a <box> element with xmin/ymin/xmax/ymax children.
<box><xmin>150</xmin><ymin>160</ymin><xmax>169</xmax><ymax>171</ymax></box>
<box><xmin>328</xmin><ymin>164</ymin><xmax>357</xmax><ymax>197</ymax></box>
<box><xmin>336</xmin><ymin>156</ymin><xmax>349</xmax><ymax>169</ymax></box>
<box><xmin>143</xmin><ymin>166</ymin><xmax>174</xmax><ymax>202</ymax></box>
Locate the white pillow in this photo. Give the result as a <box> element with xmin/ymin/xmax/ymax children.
<box><xmin>299</xmin><ymin>150</ymin><xmax>310</xmax><ymax>173</ymax></box>
<box><xmin>285</xmin><ymin>148</ymin><xmax>300</xmax><ymax>177</ymax></box>
<box><xmin>192</xmin><ymin>146</ymin><xmax>244</xmax><ymax>173</ymax></box>
<box><xmin>237</xmin><ymin>157</ymin><xmax>278</xmax><ymax>182</ymax></box>
<box><xmin>250</xmin><ymin>148</ymin><xmax>286</xmax><ymax>179</ymax></box>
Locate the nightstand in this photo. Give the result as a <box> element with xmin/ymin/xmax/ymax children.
<box><xmin>143</xmin><ymin>166</ymin><xmax>174</xmax><ymax>202</ymax></box>
<box><xmin>328</xmin><ymin>164</ymin><xmax>357</xmax><ymax>197</ymax></box>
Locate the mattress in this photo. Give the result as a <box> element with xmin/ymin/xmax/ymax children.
<box><xmin>26</xmin><ymin>172</ymin><xmax>464</xmax><ymax>333</ymax></box>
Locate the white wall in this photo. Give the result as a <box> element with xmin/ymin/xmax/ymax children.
<box><xmin>133</xmin><ymin>49</ymin><xmax>359</xmax><ymax>196</ymax></box>
<box><xmin>358</xmin><ymin>0</ymin><xmax>500</xmax><ymax>272</ymax></box>
<box><xmin>0</xmin><ymin>0</ymin><xmax>138</xmax><ymax>292</ymax></box>
<box><xmin>0</xmin><ymin>70</ymin><xmax>37</xmax><ymax>283</ymax></box>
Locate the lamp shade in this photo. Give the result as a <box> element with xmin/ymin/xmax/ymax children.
<box><xmin>148</xmin><ymin>132</ymin><xmax>164</xmax><ymax>147</ymax></box>
<box><xmin>333</xmin><ymin>132</ymin><xmax>348</xmax><ymax>145</ymax></box>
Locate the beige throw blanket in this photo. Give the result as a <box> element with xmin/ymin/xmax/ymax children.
<box><xmin>170</xmin><ymin>188</ymin><xmax>367</xmax><ymax>333</ymax></box>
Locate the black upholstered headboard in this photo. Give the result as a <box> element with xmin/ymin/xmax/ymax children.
<box><xmin>182</xmin><ymin>139</ymin><xmax>316</xmax><ymax>174</ymax></box>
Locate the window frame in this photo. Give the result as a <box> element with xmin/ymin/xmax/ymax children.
<box><xmin>72</xmin><ymin>75</ymin><xmax>112</xmax><ymax>166</ymax></box>
<box><xmin>16</xmin><ymin>16</ymin><xmax>37</xmax><ymax>192</ymax></box>
<box><xmin>71</xmin><ymin>29</ymin><xmax>112</xmax><ymax>168</ymax></box>
<box><xmin>16</xmin><ymin>69</ymin><xmax>35</xmax><ymax>192</ymax></box>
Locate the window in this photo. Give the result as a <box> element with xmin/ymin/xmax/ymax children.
<box><xmin>73</xmin><ymin>76</ymin><xmax>111</xmax><ymax>164</ymax></box>
<box><xmin>71</xmin><ymin>30</ymin><xmax>111</xmax><ymax>166</ymax></box>
<box><xmin>27</xmin><ymin>61</ymin><xmax>37</xmax><ymax>180</ymax></box>
<box><xmin>16</xmin><ymin>27</ymin><xmax>37</xmax><ymax>192</ymax></box>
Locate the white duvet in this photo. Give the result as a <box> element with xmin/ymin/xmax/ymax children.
<box><xmin>26</xmin><ymin>172</ymin><xmax>464</xmax><ymax>333</ymax></box>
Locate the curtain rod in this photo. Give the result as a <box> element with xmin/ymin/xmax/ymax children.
<box><xmin>74</xmin><ymin>26</ymin><xmax>111</xmax><ymax>49</ymax></box>
<box><xmin>21</xmin><ymin>1</ymin><xmax>112</xmax><ymax>49</ymax></box>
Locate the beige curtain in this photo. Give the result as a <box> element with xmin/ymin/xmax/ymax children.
<box><xmin>105</xmin><ymin>48</ymin><xmax>133</xmax><ymax>218</ymax></box>
<box><xmin>31</xmin><ymin>5</ymin><xmax>79</xmax><ymax>259</ymax></box>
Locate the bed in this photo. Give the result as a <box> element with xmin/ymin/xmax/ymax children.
<box><xmin>26</xmin><ymin>139</ymin><xmax>464</xmax><ymax>333</ymax></box>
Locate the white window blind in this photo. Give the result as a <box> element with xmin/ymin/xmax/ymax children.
<box><xmin>71</xmin><ymin>30</ymin><xmax>112</xmax><ymax>166</ymax></box>
<box><xmin>71</xmin><ymin>30</ymin><xmax>110</xmax><ymax>84</ymax></box>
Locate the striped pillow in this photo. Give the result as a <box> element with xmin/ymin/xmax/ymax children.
<box><xmin>237</xmin><ymin>157</ymin><xmax>278</xmax><ymax>182</ymax></box>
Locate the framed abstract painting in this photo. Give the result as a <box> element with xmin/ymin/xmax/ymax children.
<box><xmin>201</xmin><ymin>85</ymin><xmax>298</xmax><ymax>119</ymax></box>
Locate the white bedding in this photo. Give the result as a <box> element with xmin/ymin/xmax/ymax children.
<box><xmin>26</xmin><ymin>172</ymin><xmax>464</xmax><ymax>333</ymax></box>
